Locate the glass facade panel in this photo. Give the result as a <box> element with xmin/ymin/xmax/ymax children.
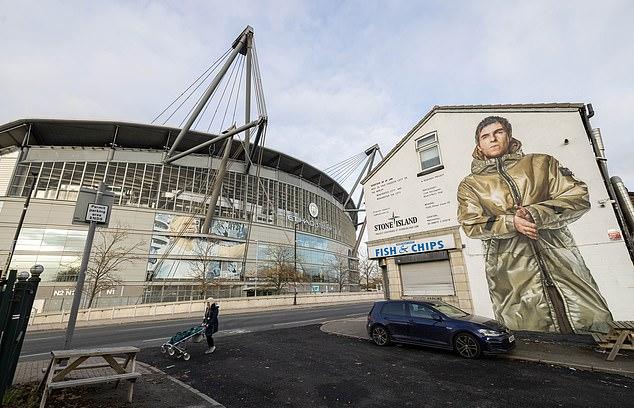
<box><xmin>7</xmin><ymin>157</ymin><xmax>357</xmax><ymax>286</ymax></box>
<box><xmin>14</xmin><ymin>228</ymin><xmax>88</xmax><ymax>252</ymax></box>
<box><xmin>10</xmin><ymin>254</ymin><xmax>80</xmax><ymax>282</ymax></box>
<box><xmin>255</xmin><ymin>232</ymin><xmax>349</xmax><ymax>284</ymax></box>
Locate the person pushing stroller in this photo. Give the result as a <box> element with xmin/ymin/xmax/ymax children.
<box><xmin>203</xmin><ymin>297</ymin><xmax>219</xmax><ymax>354</ymax></box>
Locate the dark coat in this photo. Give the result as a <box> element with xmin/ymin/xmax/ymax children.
<box><xmin>204</xmin><ymin>303</ymin><xmax>219</xmax><ymax>335</ymax></box>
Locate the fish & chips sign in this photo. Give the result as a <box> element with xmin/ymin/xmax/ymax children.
<box><xmin>368</xmin><ymin>234</ymin><xmax>455</xmax><ymax>259</ymax></box>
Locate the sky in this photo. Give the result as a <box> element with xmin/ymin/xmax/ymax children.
<box><xmin>1</xmin><ymin>0</ymin><xmax>633</xmax><ymax>190</ymax></box>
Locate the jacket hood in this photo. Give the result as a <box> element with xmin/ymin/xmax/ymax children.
<box><xmin>471</xmin><ymin>137</ymin><xmax>523</xmax><ymax>174</ymax></box>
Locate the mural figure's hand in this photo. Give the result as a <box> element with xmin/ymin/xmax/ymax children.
<box><xmin>514</xmin><ymin>214</ymin><xmax>538</xmax><ymax>240</ymax></box>
<box><xmin>515</xmin><ymin>206</ymin><xmax>535</xmax><ymax>223</ymax></box>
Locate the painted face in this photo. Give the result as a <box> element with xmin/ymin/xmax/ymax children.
<box><xmin>477</xmin><ymin>122</ymin><xmax>511</xmax><ymax>159</ymax></box>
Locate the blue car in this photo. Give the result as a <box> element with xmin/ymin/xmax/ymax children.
<box><xmin>367</xmin><ymin>300</ymin><xmax>515</xmax><ymax>358</ymax></box>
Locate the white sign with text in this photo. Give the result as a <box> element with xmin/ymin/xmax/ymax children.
<box><xmin>367</xmin><ymin>234</ymin><xmax>455</xmax><ymax>259</ymax></box>
<box><xmin>86</xmin><ymin>204</ymin><xmax>109</xmax><ymax>223</ymax></box>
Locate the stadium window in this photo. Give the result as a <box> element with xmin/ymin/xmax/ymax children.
<box><xmin>415</xmin><ymin>131</ymin><xmax>444</xmax><ymax>176</ymax></box>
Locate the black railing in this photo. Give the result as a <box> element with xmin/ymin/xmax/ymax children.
<box><xmin>0</xmin><ymin>266</ymin><xmax>42</xmax><ymax>402</ymax></box>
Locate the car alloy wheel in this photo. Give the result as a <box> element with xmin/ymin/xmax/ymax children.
<box><xmin>454</xmin><ymin>333</ymin><xmax>481</xmax><ymax>358</ymax></box>
<box><xmin>371</xmin><ymin>325</ymin><xmax>390</xmax><ymax>346</ymax></box>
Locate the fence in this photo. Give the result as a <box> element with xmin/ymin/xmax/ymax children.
<box><xmin>0</xmin><ymin>268</ymin><xmax>42</xmax><ymax>402</ymax></box>
<box><xmin>29</xmin><ymin>291</ymin><xmax>383</xmax><ymax>328</ymax></box>
<box><xmin>38</xmin><ymin>281</ymin><xmax>361</xmax><ymax>313</ymax></box>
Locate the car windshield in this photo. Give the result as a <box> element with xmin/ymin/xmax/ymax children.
<box><xmin>429</xmin><ymin>302</ymin><xmax>469</xmax><ymax>318</ymax></box>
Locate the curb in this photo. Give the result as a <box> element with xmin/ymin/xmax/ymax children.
<box><xmin>137</xmin><ymin>362</ymin><xmax>225</xmax><ymax>407</ymax></box>
<box><xmin>503</xmin><ymin>354</ymin><xmax>634</xmax><ymax>378</ymax></box>
<box><xmin>320</xmin><ymin>324</ymin><xmax>634</xmax><ymax>379</ymax></box>
<box><xmin>319</xmin><ymin>322</ymin><xmax>369</xmax><ymax>341</ymax></box>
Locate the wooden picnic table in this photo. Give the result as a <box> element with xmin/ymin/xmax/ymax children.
<box><xmin>592</xmin><ymin>321</ymin><xmax>634</xmax><ymax>361</ymax></box>
<box><xmin>38</xmin><ymin>346</ymin><xmax>141</xmax><ymax>408</ymax></box>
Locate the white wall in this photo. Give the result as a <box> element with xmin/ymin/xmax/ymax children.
<box><xmin>0</xmin><ymin>149</ymin><xmax>19</xmax><ymax>196</ymax></box>
<box><xmin>365</xmin><ymin>107</ymin><xmax>634</xmax><ymax>320</ymax></box>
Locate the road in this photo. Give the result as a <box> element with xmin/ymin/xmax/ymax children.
<box><xmin>141</xmin><ymin>325</ymin><xmax>634</xmax><ymax>408</ymax></box>
<box><xmin>20</xmin><ymin>301</ymin><xmax>374</xmax><ymax>360</ymax></box>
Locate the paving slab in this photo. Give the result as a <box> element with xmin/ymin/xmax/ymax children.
<box><xmin>12</xmin><ymin>358</ymin><xmax>223</xmax><ymax>407</ymax></box>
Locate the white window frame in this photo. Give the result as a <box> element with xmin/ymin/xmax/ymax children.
<box><xmin>415</xmin><ymin>131</ymin><xmax>443</xmax><ymax>174</ymax></box>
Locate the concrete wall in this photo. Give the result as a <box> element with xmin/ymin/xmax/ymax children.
<box><xmin>28</xmin><ymin>291</ymin><xmax>383</xmax><ymax>327</ymax></box>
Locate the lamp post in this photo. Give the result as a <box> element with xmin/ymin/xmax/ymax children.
<box><xmin>2</xmin><ymin>172</ymin><xmax>39</xmax><ymax>278</ymax></box>
<box><xmin>293</xmin><ymin>222</ymin><xmax>298</xmax><ymax>306</ymax></box>
<box><xmin>254</xmin><ymin>240</ymin><xmax>258</xmax><ymax>297</ymax></box>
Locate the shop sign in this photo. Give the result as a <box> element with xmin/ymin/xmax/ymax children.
<box><xmin>368</xmin><ymin>234</ymin><xmax>455</xmax><ymax>259</ymax></box>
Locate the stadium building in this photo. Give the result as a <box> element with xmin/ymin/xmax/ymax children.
<box><xmin>0</xmin><ymin>119</ymin><xmax>360</xmax><ymax>312</ymax></box>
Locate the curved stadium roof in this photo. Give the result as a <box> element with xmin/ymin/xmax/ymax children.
<box><xmin>0</xmin><ymin>119</ymin><xmax>357</xmax><ymax>214</ymax></box>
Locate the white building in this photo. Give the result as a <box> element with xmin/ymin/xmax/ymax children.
<box><xmin>363</xmin><ymin>104</ymin><xmax>634</xmax><ymax>333</ymax></box>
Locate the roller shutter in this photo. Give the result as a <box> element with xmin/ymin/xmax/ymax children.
<box><xmin>400</xmin><ymin>260</ymin><xmax>454</xmax><ymax>296</ymax></box>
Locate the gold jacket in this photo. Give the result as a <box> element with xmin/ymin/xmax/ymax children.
<box><xmin>457</xmin><ymin>138</ymin><xmax>612</xmax><ymax>333</ymax></box>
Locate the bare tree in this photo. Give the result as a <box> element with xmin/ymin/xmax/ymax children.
<box><xmin>370</xmin><ymin>273</ymin><xmax>384</xmax><ymax>291</ymax></box>
<box><xmin>55</xmin><ymin>264</ymin><xmax>79</xmax><ymax>282</ymax></box>
<box><xmin>187</xmin><ymin>238</ymin><xmax>221</xmax><ymax>299</ymax></box>
<box><xmin>84</xmin><ymin>226</ymin><xmax>145</xmax><ymax>308</ymax></box>
<box><xmin>261</xmin><ymin>245</ymin><xmax>300</xmax><ymax>295</ymax></box>
<box><xmin>328</xmin><ymin>254</ymin><xmax>350</xmax><ymax>292</ymax></box>
<box><xmin>358</xmin><ymin>253</ymin><xmax>380</xmax><ymax>291</ymax></box>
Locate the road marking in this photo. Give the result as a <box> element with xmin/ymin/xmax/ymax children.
<box><xmin>219</xmin><ymin>328</ymin><xmax>251</xmax><ymax>335</ymax></box>
<box><xmin>142</xmin><ymin>337</ymin><xmax>169</xmax><ymax>343</ymax></box>
<box><xmin>116</xmin><ymin>322</ymin><xmax>200</xmax><ymax>333</ymax></box>
<box><xmin>20</xmin><ymin>352</ymin><xmax>51</xmax><ymax>358</ymax></box>
<box><xmin>345</xmin><ymin>313</ymin><xmax>366</xmax><ymax>317</ymax></box>
<box><xmin>25</xmin><ymin>335</ymin><xmax>64</xmax><ymax>342</ymax></box>
<box><xmin>142</xmin><ymin>328</ymin><xmax>252</xmax><ymax>344</ymax></box>
<box><xmin>139</xmin><ymin>363</ymin><xmax>225</xmax><ymax>407</ymax></box>
<box><xmin>273</xmin><ymin>318</ymin><xmax>326</xmax><ymax>327</ymax></box>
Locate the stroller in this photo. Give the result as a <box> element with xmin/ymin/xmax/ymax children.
<box><xmin>161</xmin><ymin>324</ymin><xmax>206</xmax><ymax>360</ymax></box>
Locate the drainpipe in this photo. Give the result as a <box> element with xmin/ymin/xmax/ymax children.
<box><xmin>610</xmin><ymin>177</ymin><xmax>634</xmax><ymax>235</ymax></box>
<box><xmin>581</xmin><ymin>104</ymin><xmax>634</xmax><ymax>259</ymax></box>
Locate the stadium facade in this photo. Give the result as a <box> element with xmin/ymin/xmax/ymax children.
<box><xmin>0</xmin><ymin>119</ymin><xmax>360</xmax><ymax>312</ymax></box>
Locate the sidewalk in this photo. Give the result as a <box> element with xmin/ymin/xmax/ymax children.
<box><xmin>11</xmin><ymin>358</ymin><xmax>224</xmax><ymax>408</ymax></box>
<box><xmin>321</xmin><ymin>317</ymin><xmax>634</xmax><ymax>378</ymax></box>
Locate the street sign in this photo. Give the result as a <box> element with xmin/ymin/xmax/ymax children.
<box><xmin>72</xmin><ymin>187</ymin><xmax>114</xmax><ymax>226</ymax></box>
<box><xmin>86</xmin><ymin>204</ymin><xmax>109</xmax><ymax>223</ymax></box>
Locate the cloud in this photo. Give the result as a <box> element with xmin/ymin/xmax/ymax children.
<box><xmin>0</xmin><ymin>0</ymin><xmax>633</xmax><ymax>189</ymax></box>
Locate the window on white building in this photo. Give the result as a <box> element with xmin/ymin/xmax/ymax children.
<box><xmin>415</xmin><ymin>131</ymin><xmax>443</xmax><ymax>175</ymax></box>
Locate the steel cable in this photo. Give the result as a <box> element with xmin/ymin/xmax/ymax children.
<box><xmin>151</xmin><ymin>48</ymin><xmax>231</xmax><ymax>124</ymax></box>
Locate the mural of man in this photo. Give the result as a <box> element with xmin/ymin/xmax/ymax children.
<box><xmin>457</xmin><ymin>116</ymin><xmax>612</xmax><ymax>333</ymax></box>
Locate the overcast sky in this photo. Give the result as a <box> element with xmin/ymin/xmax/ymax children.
<box><xmin>1</xmin><ymin>0</ymin><xmax>633</xmax><ymax>189</ymax></box>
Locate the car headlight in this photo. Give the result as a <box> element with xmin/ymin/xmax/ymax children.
<box><xmin>478</xmin><ymin>328</ymin><xmax>504</xmax><ymax>337</ymax></box>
